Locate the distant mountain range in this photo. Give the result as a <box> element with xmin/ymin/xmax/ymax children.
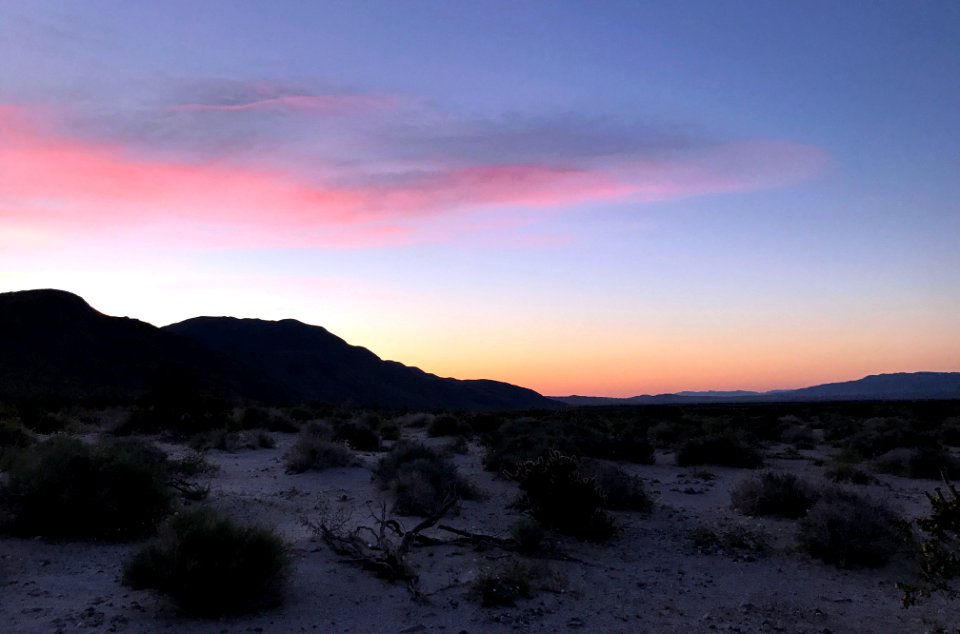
<box><xmin>1</xmin><ymin>289</ymin><xmax>957</xmax><ymax>410</ymax></box>
<box><xmin>0</xmin><ymin>289</ymin><xmax>555</xmax><ymax>410</ymax></box>
<box><xmin>552</xmin><ymin>372</ymin><xmax>960</xmax><ymax>406</ymax></box>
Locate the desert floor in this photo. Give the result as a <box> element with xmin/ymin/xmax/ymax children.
<box><xmin>2</xmin><ymin>430</ymin><xmax>958</xmax><ymax>634</ymax></box>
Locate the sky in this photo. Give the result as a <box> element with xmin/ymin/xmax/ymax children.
<box><xmin>1</xmin><ymin>1</ymin><xmax>958</xmax><ymax>396</ymax></box>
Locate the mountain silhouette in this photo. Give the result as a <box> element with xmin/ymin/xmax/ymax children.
<box><xmin>553</xmin><ymin>371</ymin><xmax>960</xmax><ymax>405</ymax></box>
<box><xmin>0</xmin><ymin>289</ymin><xmax>235</xmax><ymax>401</ymax></box>
<box><xmin>164</xmin><ymin>316</ymin><xmax>554</xmax><ymax>410</ymax></box>
<box><xmin>0</xmin><ymin>289</ymin><xmax>554</xmax><ymax>410</ymax></box>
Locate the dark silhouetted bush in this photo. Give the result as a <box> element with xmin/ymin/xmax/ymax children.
<box><xmin>509</xmin><ymin>451</ymin><xmax>615</xmax><ymax>541</ymax></box>
<box><xmin>675</xmin><ymin>432</ymin><xmax>764</xmax><ymax>469</ymax></box>
<box><xmin>374</xmin><ymin>441</ymin><xmax>481</xmax><ymax>515</ymax></box>
<box><xmin>730</xmin><ymin>472</ymin><xmax>817</xmax><ymax>519</ymax></box>
<box><xmin>798</xmin><ymin>489</ymin><xmax>904</xmax><ymax>568</ymax></box>
<box><xmin>510</xmin><ymin>518</ymin><xmax>548</xmax><ymax>554</ymax></box>
<box><xmin>579</xmin><ymin>459</ymin><xmax>653</xmax><ymax>512</ymax></box>
<box><xmin>0</xmin><ymin>437</ymin><xmax>173</xmax><ymax>539</ymax></box>
<box><xmin>123</xmin><ymin>508</ymin><xmax>288</xmax><ymax>616</ymax></box>
<box><xmin>873</xmin><ymin>446</ymin><xmax>960</xmax><ymax>481</ymax></box>
<box><xmin>900</xmin><ymin>479</ymin><xmax>960</xmax><ymax>606</ymax></box>
<box><xmin>332</xmin><ymin>419</ymin><xmax>380</xmax><ymax>451</ymax></box>
<box><xmin>427</xmin><ymin>414</ymin><xmax>469</xmax><ymax>438</ymax></box>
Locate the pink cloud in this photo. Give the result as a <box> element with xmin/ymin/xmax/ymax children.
<box><xmin>0</xmin><ymin>106</ymin><xmax>631</xmax><ymax>249</ymax></box>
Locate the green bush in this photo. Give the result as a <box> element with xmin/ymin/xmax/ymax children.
<box><xmin>675</xmin><ymin>432</ymin><xmax>764</xmax><ymax>469</ymax></box>
<box><xmin>0</xmin><ymin>437</ymin><xmax>174</xmax><ymax>539</ymax></box>
<box><xmin>508</xmin><ymin>451</ymin><xmax>615</xmax><ymax>542</ymax></box>
<box><xmin>373</xmin><ymin>441</ymin><xmax>481</xmax><ymax>515</ymax></box>
<box><xmin>123</xmin><ymin>508</ymin><xmax>288</xmax><ymax>616</ymax></box>
<box><xmin>798</xmin><ymin>489</ymin><xmax>904</xmax><ymax>568</ymax></box>
<box><xmin>730</xmin><ymin>472</ymin><xmax>817</xmax><ymax>519</ymax></box>
<box><xmin>284</xmin><ymin>432</ymin><xmax>357</xmax><ymax>474</ymax></box>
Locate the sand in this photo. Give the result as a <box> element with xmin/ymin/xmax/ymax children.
<box><xmin>2</xmin><ymin>431</ymin><xmax>958</xmax><ymax>633</ymax></box>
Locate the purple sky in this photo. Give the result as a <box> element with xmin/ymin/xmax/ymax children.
<box><xmin>1</xmin><ymin>1</ymin><xmax>958</xmax><ymax>395</ymax></box>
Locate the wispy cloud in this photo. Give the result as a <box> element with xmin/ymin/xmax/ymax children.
<box><xmin>0</xmin><ymin>98</ymin><xmax>827</xmax><ymax>251</ymax></box>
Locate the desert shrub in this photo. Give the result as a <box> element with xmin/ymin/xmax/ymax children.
<box><xmin>427</xmin><ymin>414</ymin><xmax>468</xmax><ymax>438</ymax></box>
<box><xmin>395</xmin><ymin>412</ymin><xmax>434</xmax><ymax>429</ymax></box>
<box><xmin>0</xmin><ymin>437</ymin><xmax>174</xmax><ymax>539</ymax></box>
<box><xmin>509</xmin><ymin>451</ymin><xmax>615</xmax><ymax>541</ymax></box>
<box><xmin>468</xmin><ymin>413</ymin><xmax>505</xmax><ymax>435</ymax></box>
<box><xmin>482</xmin><ymin>419</ymin><xmax>608</xmax><ymax>473</ymax></box>
<box><xmin>374</xmin><ymin>441</ymin><xmax>481</xmax><ymax>515</ymax></box>
<box><xmin>840</xmin><ymin>417</ymin><xmax>930</xmax><ymax>460</ymax></box>
<box><xmin>941</xmin><ymin>419</ymin><xmax>960</xmax><ymax>447</ymax></box>
<box><xmin>0</xmin><ymin>419</ymin><xmax>34</xmax><ymax>460</ymax></box>
<box><xmin>284</xmin><ymin>432</ymin><xmax>356</xmax><ymax>474</ymax></box>
<box><xmin>189</xmin><ymin>429</ymin><xmax>275</xmax><ymax>452</ymax></box>
<box><xmin>825</xmin><ymin>463</ymin><xmax>876</xmax><ymax>485</ymax></box>
<box><xmin>579</xmin><ymin>459</ymin><xmax>653</xmax><ymax>512</ymax></box>
<box><xmin>781</xmin><ymin>424</ymin><xmax>816</xmax><ymax>449</ymax></box>
<box><xmin>730</xmin><ymin>472</ymin><xmax>818</xmax><ymax>519</ymax></box>
<box><xmin>608</xmin><ymin>425</ymin><xmax>655</xmax><ymax>464</ymax></box>
<box><xmin>691</xmin><ymin>522</ymin><xmax>769</xmax><ymax>556</ymax></box>
<box><xmin>798</xmin><ymin>489</ymin><xmax>904</xmax><ymax>568</ymax></box>
<box><xmin>21</xmin><ymin>412</ymin><xmax>68</xmax><ymax>434</ymax></box>
<box><xmin>378</xmin><ymin>422</ymin><xmax>401</xmax><ymax>441</ymax></box>
<box><xmin>468</xmin><ymin>559</ymin><xmax>554</xmax><ymax>608</ymax></box>
<box><xmin>510</xmin><ymin>518</ymin><xmax>548</xmax><ymax>554</ymax></box>
<box><xmin>332</xmin><ymin>419</ymin><xmax>380</xmax><ymax>452</ymax></box>
<box><xmin>900</xmin><ymin>479</ymin><xmax>960</xmax><ymax>606</ymax></box>
<box><xmin>675</xmin><ymin>432</ymin><xmax>764</xmax><ymax>469</ymax></box>
<box><xmin>873</xmin><ymin>446</ymin><xmax>960</xmax><ymax>480</ymax></box>
<box><xmin>123</xmin><ymin>507</ymin><xmax>288</xmax><ymax>616</ymax></box>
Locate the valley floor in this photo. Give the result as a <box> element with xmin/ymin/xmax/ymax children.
<box><xmin>2</xmin><ymin>432</ymin><xmax>958</xmax><ymax>633</ymax></box>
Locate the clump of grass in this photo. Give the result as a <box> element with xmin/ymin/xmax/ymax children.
<box><xmin>730</xmin><ymin>472</ymin><xmax>818</xmax><ymax>519</ymax></box>
<box><xmin>123</xmin><ymin>507</ymin><xmax>289</xmax><ymax>616</ymax></box>
<box><xmin>0</xmin><ymin>437</ymin><xmax>174</xmax><ymax>540</ymax></box>
<box><xmin>373</xmin><ymin>441</ymin><xmax>481</xmax><ymax>516</ymax></box>
<box><xmin>675</xmin><ymin>432</ymin><xmax>764</xmax><ymax>469</ymax></box>
<box><xmin>798</xmin><ymin>488</ymin><xmax>904</xmax><ymax>568</ymax></box>
<box><xmin>285</xmin><ymin>429</ymin><xmax>357</xmax><ymax>474</ymax></box>
<box><xmin>508</xmin><ymin>451</ymin><xmax>615</xmax><ymax>542</ymax></box>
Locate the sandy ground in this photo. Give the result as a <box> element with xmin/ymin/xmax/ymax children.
<box><xmin>2</xmin><ymin>431</ymin><xmax>958</xmax><ymax>634</ymax></box>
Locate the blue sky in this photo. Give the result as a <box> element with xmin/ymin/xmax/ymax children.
<box><xmin>1</xmin><ymin>1</ymin><xmax>958</xmax><ymax>395</ymax></box>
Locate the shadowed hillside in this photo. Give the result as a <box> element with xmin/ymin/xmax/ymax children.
<box><xmin>0</xmin><ymin>289</ymin><xmax>556</xmax><ymax>411</ymax></box>
<box><xmin>164</xmin><ymin>317</ymin><xmax>556</xmax><ymax>410</ymax></box>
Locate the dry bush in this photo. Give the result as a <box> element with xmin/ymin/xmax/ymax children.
<box><xmin>123</xmin><ymin>507</ymin><xmax>288</xmax><ymax>616</ymax></box>
<box><xmin>374</xmin><ymin>441</ymin><xmax>481</xmax><ymax>516</ymax></box>
<box><xmin>284</xmin><ymin>431</ymin><xmax>357</xmax><ymax>474</ymax></box>
<box><xmin>509</xmin><ymin>451</ymin><xmax>615</xmax><ymax>541</ymax></box>
<box><xmin>798</xmin><ymin>489</ymin><xmax>904</xmax><ymax>568</ymax></box>
<box><xmin>730</xmin><ymin>471</ymin><xmax>818</xmax><ymax>519</ymax></box>
<box><xmin>0</xmin><ymin>437</ymin><xmax>175</xmax><ymax>540</ymax></box>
